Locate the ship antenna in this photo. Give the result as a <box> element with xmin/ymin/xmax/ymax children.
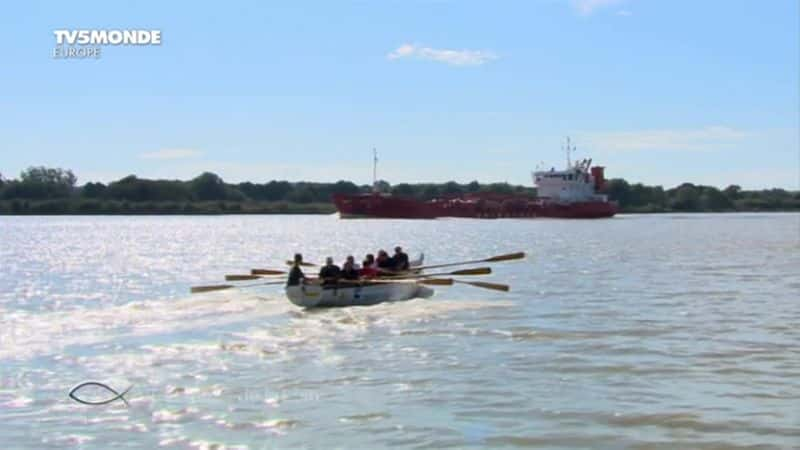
<box><xmin>372</xmin><ymin>148</ymin><xmax>378</xmax><ymax>193</ymax></box>
<box><xmin>566</xmin><ymin>137</ymin><xmax>571</xmax><ymax>168</ymax></box>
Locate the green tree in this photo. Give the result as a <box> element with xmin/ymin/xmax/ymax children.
<box><xmin>392</xmin><ymin>183</ymin><xmax>416</xmax><ymax>197</ymax></box>
<box><xmin>9</xmin><ymin>166</ymin><xmax>77</xmax><ymax>199</ymax></box>
<box><xmin>723</xmin><ymin>184</ymin><xmax>742</xmax><ymax>200</ymax></box>
<box><xmin>190</xmin><ymin>172</ymin><xmax>227</xmax><ymax>201</ymax></box>
<box><xmin>82</xmin><ymin>182</ymin><xmax>107</xmax><ymax>198</ymax></box>
<box><xmin>670</xmin><ymin>183</ymin><xmax>700</xmax><ymax>211</ymax></box>
<box><xmin>699</xmin><ymin>187</ymin><xmax>733</xmax><ymax>211</ymax></box>
<box><xmin>606</xmin><ymin>179</ymin><xmax>631</xmax><ymax>207</ymax></box>
<box><xmin>441</xmin><ymin>181</ymin><xmax>463</xmax><ymax>195</ymax></box>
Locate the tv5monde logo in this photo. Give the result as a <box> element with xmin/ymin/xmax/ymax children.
<box><xmin>52</xmin><ymin>29</ymin><xmax>162</xmax><ymax>59</ymax></box>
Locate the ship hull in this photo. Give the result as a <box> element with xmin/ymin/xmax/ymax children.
<box><xmin>333</xmin><ymin>193</ymin><xmax>438</xmax><ymax>219</ymax></box>
<box><xmin>333</xmin><ymin>193</ymin><xmax>617</xmax><ymax>219</ymax></box>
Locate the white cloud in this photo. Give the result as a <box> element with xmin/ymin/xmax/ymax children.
<box><xmin>387</xmin><ymin>43</ymin><xmax>497</xmax><ymax>66</ymax></box>
<box><xmin>571</xmin><ymin>0</ymin><xmax>625</xmax><ymax>16</ymax></box>
<box><xmin>579</xmin><ymin>126</ymin><xmax>750</xmax><ymax>152</ymax></box>
<box><xmin>139</xmin><ymin>148</ymin><xmax>203</xmax><ymax>160</ymax></box>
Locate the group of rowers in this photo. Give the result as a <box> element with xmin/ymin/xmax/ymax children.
<box><xmin>287</xmin><ymin>246</ymin><xmax>411</xmax><ymax>286</ymax></box>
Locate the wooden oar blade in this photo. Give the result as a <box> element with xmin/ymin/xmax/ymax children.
<box><xmin>457</xmin><ymin>280</ymin><xmax>510</xmax><ymax>292</ymax></box>
<box><xmin>225</xmin><ymin>275</ymin><xmax>263</xmax><ymax>281</ymax></box>
<box><xmin>451</xmin><ymin>267</ymin><xmax>492</xmax><ymax>276</ymax></box>
<box><xmin>250</xmin><ymin>269</ymin><xmax>286</xmax><ymax>275</ymax></box>
<box><xmin>285</xmin><ymin>260</ymin><xmax>317</xmax><ymax>267</ymax></box>
<box><xmin>190</xmin><ymin>284</ymin><xmax>235</xmax><ymax>294</ymax></box>
<box><xmin>418</xmin><ymin>278</ymin><xmax>453</xmax><ymax>286</ymax></box>
<box><xmin>485</xmin><ymin>252</ymin><xmax>526</xmax><ymax>263</ymax></box>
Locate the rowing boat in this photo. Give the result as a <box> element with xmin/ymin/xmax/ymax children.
<box><xmin>285</xmin><ymin>281</ymin><xmax>434</xmax><ymax>308</ymax></box>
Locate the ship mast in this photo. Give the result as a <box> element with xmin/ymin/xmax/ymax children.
<box><xmin>565</xmin><ymin>137</ymin><xmax>571</xmax><ymax>168</ymax></box>
<box><xmin>565</xmin><ymin>137</ymin><xmax>576</xmax><ymax>169</ymax></box>
<box><xmin>372</xmin><ymin>148</ymin><xmax>378</xmax><ymax>193</ymax></box>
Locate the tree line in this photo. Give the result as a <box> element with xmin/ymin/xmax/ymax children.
<box><xmin>0</xmin><ymin>166</ymin><xmax>797</xmax><ymax>214</ymax></box>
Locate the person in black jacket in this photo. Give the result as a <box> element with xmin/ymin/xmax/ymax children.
<box><xmin>341</xmin><ymin>255</ymin><xmax>360</xmax><ymax>281</ymax></box>
<box><xmin>318</xmin><ymin>257</ymin><xmax>341</xmax><ymax>286</ymax></box>
<box><xmin>376</xmin><ymin>249</ymin><xmax>394</xmax><ymax>271</ymax></box>
<box><xmin>393</xmin><ymin>246</ymin><xmax>410</xmax><ymax>271</ymax></box>
<box><xmin>286</xmin><ymin>253</ymin><xmax>305</xmax><ymax>286</ymax></box>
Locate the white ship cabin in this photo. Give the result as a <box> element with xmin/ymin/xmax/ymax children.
<box><xmin>532</xmin><ymin>156</ymin><xmax>608</xmax><ymax>204</ymax></box>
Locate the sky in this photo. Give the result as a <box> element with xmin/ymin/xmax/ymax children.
<box><xmin>1</xmin><ymin>0</ymin><xmax>798</xmax><ymax>190</ymax></box>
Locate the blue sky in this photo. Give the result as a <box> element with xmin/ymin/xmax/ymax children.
<box><xmin>1</xmin><ymin>0</ymin><xmax>798</xmax><ymax>189</ymax></box>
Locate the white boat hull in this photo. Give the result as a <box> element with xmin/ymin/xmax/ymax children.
<box><xmin>285</xmin><ymin>282</ymin><xmax>434</xmax><ymax>308</ymax></box>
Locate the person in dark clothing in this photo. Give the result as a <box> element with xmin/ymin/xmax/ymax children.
<box><xmin>393</xmin><ymin>246</ymin><xmax>410</xmax><ymax>271</ymax></box>
<box><xmin>318</xmin><ymin>257</ymin><xmax>341</xmax><ymax>286</ymax></box>
<box><xmin>286</xmin><ymin>253</ymin><xmax>306</xmax><ymax>286</ymax></box>
<box><xmin>376</xmin><ymin>249</ymin><xmax>394</xmax><ymax>270</ymax></box>
<box><xmin>341</xmin><ymin>255</ymin><xmax>360</xmax><ymax>281</ymax></box>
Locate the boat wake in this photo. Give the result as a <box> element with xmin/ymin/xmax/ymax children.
<box><xmin>0</xmin><ymin>291</ymin><xmax>510</xmax><ymax>361</ymax></box>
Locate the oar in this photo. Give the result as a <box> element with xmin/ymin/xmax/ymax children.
<box><xmin>364</xmin><ymin>278</ymin><xmax>454</xmax><ymax>286</ymax></box>
<box><xmin>190</xmin><ymin>280</ymin><xmax>286</xmax><ymax>294</ymax></box>
<box><xmin>250</xmin><ymin>269</ymin><xmax>286</xmax><ymax>275</ymax></box>
<box><xmin>413</xmin><ymin>252</ymin><xmax>526</xmax><ymax>271</ymax></box>
<box><xmin>454</xmin><ymin>280</ymin><xmax>510</xmax><ymax>292</ymax></box>
<box><xmin>392</xmin><ymin>267</ymin><xmax>492</xmax><ymax>279</ymax></box>
<box><xmin>226</xmin><ymin>274</ymin><xmax>284</xmax><ymax>281</ymax></box>
<box><xmin>285</xmin><ymin>260</ymin><xmax>317</xmax><ymax>267</ymax></box>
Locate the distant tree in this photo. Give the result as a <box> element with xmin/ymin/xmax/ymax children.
<box><xmin>82</xmin><ymin>182</ymin><xmax>107</xmax><ymax>198</ymax></box>
<box><xmin>392</xmin><ymin>183</ymin><xmax>416</xmax><ymax>197</ymax></box>
<box><xmin>287</xmin><ymin>184</ymin><xmax>315</xmax><ymax>203</ymax></box>
<box><xmin>441</xmin><ymin>181</ymin><xmax>463</xmax><ymax>195</ymax></box>
<box><xmin>422</xmin><ymin>184</ymin><xmax>440</xmax><ymax>199</ymax></box>
<box><xmin>699</xmin><ymin>187</ymin><xmax>733</xmax><ymax>211</ymax></box>
<box><xmin>332</xmin><ymin>180</ymin><xmax>360</xmax><ymax>195</ymax></box>
<box><xmin>482</xmin><ymin>182</ymin><xmax>514</xmax><ymax>195</ymax></box>
<box><xmin>467</xmin><ymin>180</ymin><xmax>481</xmax><ymax>193</ymax></box>
<box><xmin>263</xmin><ymin>181</ymin><xmax>293</xmax><ymax>201</ymax></box>
<box><xmin>190</xmin><ymin>172</ymin><xmax>227</xmax><ymax>201</ymax></box>
<box><xmin>670</xmin><ymin>183</ymin><xmax>700</xmax><ymax>211</ymax></box>
<box><xmin>606</xmin><ymin>179</ymin><xmax>631</xmax><ymax>206</ymax></box>
<box><xmin>7</xmin><ymin>166</ymin><xmax>78</xmax><ymax>199</ymax></box>
<box><xmin>374</xmin><ymin>180</ymin><xmax>391</xmax><ymax>193</ymax></box>
<box><xmin>723</xmin><ymin>184</ymin><xmax>742</xmax><ymax>200</ymax></box>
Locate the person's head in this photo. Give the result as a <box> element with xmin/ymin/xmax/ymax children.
<box><xmin>394</xmin><ymin>246</ymin><xmax>402</xmax><ymax>254</ymax></box>
<box><xmin>293</xmin><ymin>253</ymin><xmax>303</xmax><ymax>265</ymax></box>
<box><xmin>378</xmin><ymin>250</ymin><xmax>387</xmax><ymax>258</ymax></box>
<box><xmin>346</xmin><ymin>255</ymin><xmax>355</xmax><ymax>263</ymax></box>
<box><xmin>365</xmin><ymin>253</ymin><xmax>375</xmax><ymax>263</ymax></box>
<box><xmin>325</xmin><ymin>256</ymin><xmax>334</xmax><ymax>266</ymax></box>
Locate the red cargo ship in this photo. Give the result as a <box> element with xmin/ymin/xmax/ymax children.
<box><xmin>333</xmin><ymin>141</ymin><xmax>618</xmax><ymax>219</ymax></box>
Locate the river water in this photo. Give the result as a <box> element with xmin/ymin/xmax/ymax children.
<box><xmin>1</xmin><ymin>214</ymin><xmax>798</xmax><ymax>449</ymax></box>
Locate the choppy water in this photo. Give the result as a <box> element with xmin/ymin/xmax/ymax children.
<box><xmin>1</xmin><ymin>213</ymin><xmax>798</xmax><ymax>449</ymax></box>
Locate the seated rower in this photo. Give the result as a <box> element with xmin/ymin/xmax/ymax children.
<box><xmin>393</xmin><ymin>246</ymin><xmax>410</xmax><ymax>271</ymax></box>
<box><xmin>341</xmin><ymin>255</ymin><xmax>360</xmax><ymax>280</ymax></box>
<box><xmin>286</xmin><ymin>253</ymin><xmax>306</xmax><ymax>286</ymax></box>
<box><xmin>360</xmin><ymin>254</ymin><xmax>379</xmax><ymax>278</ymax></box>
<box><xmin>376</xmin><ymin>249</ymin><xmax>394</xmax><ymax>271</ymax></box>
<box><xmin>318</xmin><ymin>257</ymin><xmax>341</xmax><ymax>286</ymax></box>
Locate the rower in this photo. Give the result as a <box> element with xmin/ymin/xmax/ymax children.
<box><xmin>393</xmin><ymin>246</ymin><xmax>410</xmax><ymax>271</ymax></box>
<box><xmin>318</xmin><ymin>257</ymin><xmax>341</xmax><ymax>286</ymax></box>
<box><xmin>376</xmin><ymin>250</ymin><xmax>394</xmax><ymax>271</ymax></box>
<box><xmin>341</xmin><ymin>256</ymin><xmax>360</xmax><ymax>280</ymax></box>
<box><xmin>360</xmin><ymin>254</ymin><xmax>379</xmax><ymax>278</ymax></box>
<box><xmin>286</xmin><ymin>253</ymin><xmax>306</xmax><ymax>286</ymax></box>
